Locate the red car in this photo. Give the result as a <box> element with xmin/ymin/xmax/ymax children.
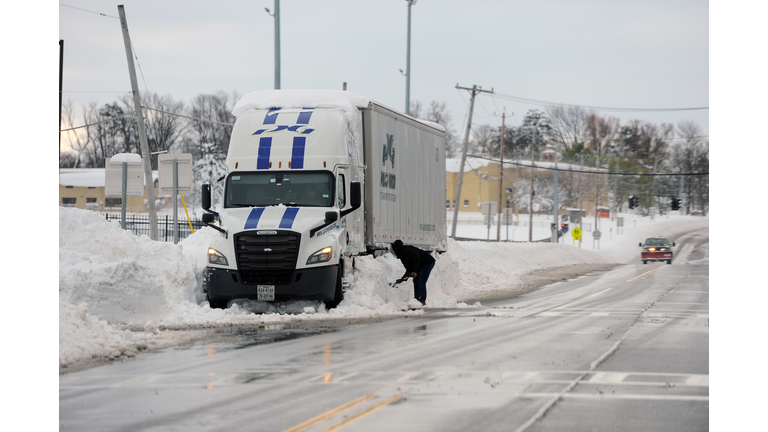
<box><xmin>639</xmin><ymin>237</ymin><xmax>675</xmax><ymax>264</ymax></box>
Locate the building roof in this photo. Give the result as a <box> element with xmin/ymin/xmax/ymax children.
<box><xmin>445</xmin><ymin>156</ymin><xmax>607</xmax><ymax>173</ymax></box>
<box><xmin>59</xmin><ymin>168</ymin><xmax>158</xmax><ymax>187</ymax></box>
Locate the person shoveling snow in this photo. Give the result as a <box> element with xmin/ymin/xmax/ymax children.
<box><xmin>390</xmin><ymin>240</ymin><xmax>436</xmax><ymax>308</ymax></box>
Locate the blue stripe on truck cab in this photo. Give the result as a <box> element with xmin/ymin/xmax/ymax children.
<box><xmin>257</xmin><ymin>137</ymin><xmax>272</xmax><ymax>169</ymax></box>
<box><xmin>296</xmin><ymin>109</ymin><xmax>314</xmax><ymax>124</ymax></box>
<box><xmin>263</xmin><ymin>108</ymin><xmax>281</xmax><ymax>125</ymax></box>
<box><xmin>291</xmin><ymin>136</ymin><xmax>306</xmax><ymax>169</ymax></box>
<box><xmin>279</xmin><ymin>208</ymin><xmax>300</xmax><ymax>228</ymax></box>
<box><xmin>244</xmin><ymin>208</ymin><xmax>265</xmax><ymax>229</ymax></box>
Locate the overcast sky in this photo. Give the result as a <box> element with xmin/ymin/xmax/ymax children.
<box><xmin>58</xmin><ymin>0</ymin><xmax>710</xmax><ymax>139</ymax></box>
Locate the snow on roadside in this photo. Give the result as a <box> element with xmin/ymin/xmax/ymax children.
<box><xmin>59</xmin><ymin>207</ymin><xmax>708</xmax><ymax>369</ymax></box>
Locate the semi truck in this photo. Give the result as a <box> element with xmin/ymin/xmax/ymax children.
<box><xmin>201</xmin><ymin>90</ymin><xmax>447</xmax><ymax>309</ymax></box>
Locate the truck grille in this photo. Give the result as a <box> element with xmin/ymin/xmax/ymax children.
<box><xmin>234</xmin><ymin>231</ymin><xmax>300</xmax><ymax>285</ymax></box>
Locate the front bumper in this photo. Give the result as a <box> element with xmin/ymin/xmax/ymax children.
<box><xmin>203</xmin><ymin>265</ymin><xmax>338</xmax><ymax>303</ymax></box>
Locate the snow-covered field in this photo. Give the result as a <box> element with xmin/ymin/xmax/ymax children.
<box><xmin>58</xmin><ymin>207</ymin><xmax>708</xmax><ymax>370</ymax></box>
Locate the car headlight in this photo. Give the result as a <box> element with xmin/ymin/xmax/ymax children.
<box><xmin>648</xmin><ymin>247</ymin><xmax>656</xmax><ymax>252</ymax></box>
<box><xmin>307</xmin><ymin>246</ymin><xmax>332</xmax><ymax>265</ymax></box>
<box><xmin>208</xmin><ymin>248</ymin><xmax>229</xmax><ymax>266</ymax></box>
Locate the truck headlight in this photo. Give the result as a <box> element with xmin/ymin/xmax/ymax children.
<box><xmin>648</xmin><ymin>247</ymin><xmax>656</xmax><ymax>252</ymax></box>
<box><xmin>307</xmin><ymin>247</ymin><xmax>332</xmax><ymax>265</ymax></box>
<box><xmin>208</xmin><ymin>248</ymin><xmax>229</xmax><ymax>266</ymax></box>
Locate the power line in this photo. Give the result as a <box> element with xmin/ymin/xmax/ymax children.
<box><xmin>60</xmin><ymin>3</ymin><xmax>118</xmax><ymax>19</ymax></box>
<box><xmin>59</xmin><ymin>106</ymin><xmax>233</xmax><ymax>132</ymax></box>
<box><xmin>492</xmin><ymin>92</ymin><xmax>708</xmax><ymax>113</ymax></box>
<box><xmin>468</xmin><ymin>154</ymin><xmax>708</xmax><ymax>176</ymax></box>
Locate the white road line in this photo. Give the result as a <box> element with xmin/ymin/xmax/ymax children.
<box><xmin>517</xmin><ymin>392</ymin><xmax>708</xmax><ymax>401</ymax></box>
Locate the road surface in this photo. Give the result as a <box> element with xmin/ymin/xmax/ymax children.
<box><xmin>60</xmin><ymin>229</ymin><xmax>708</xmax><ymax>431</ymax></box>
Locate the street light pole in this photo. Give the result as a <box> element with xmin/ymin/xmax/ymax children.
<box><xmin>265</xmin><ymin>1</ymin><xmax>281</xmax><ymax>89</ymax></box>
<box><xmin>405</xmin><ymin>0</ymin><xmax>416</xmax><ymax>115</ymax></box>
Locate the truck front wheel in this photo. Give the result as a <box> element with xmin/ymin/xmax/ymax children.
<box><xmin>207</xmin><ymin>293</ymin><xmax>228</xmax><ymax>309</ymax></box>
<box><xmin>324</xmin><ymin>262</ymin><xmax>344</xmax><ymax>309</ymax></box>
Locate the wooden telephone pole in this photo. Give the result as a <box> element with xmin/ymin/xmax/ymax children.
<box><xmin>118</xmin><ymin>5</ymin><xmax>158</xmax><ymax>240</ymax></box>
<box><xmin>496</xmin><ymin>112</ymin><xmax>505</xmax><ymax>242</ymax></box>
<box><xmin>451</xmin><ymin>84</ymin><xmax>494</xmax><ymax>239</ymax></box>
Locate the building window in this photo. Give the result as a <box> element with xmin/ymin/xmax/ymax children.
<box><xmin>62</xmin><ymin>197</ymin><xmax>76</xmax><ymax>207</ymax></box>
<box><xmin>105</xmin><ymin>198</ymin><xmax>122</xmax><ymax>208</ymax></box>
<box><xmin>463</xmin><ymin>200</ymin><xmax>469</xmax><ymax>208</ymax></box>
<box><xmin>87</xmin><ymin>186</ymin><xmax>95</xmax><ymax>189</ymax></box>
<box><xmin>65</xmin><ymin>185</ymin><xmax>74</xmax><ymax>189</ymax></box>
<box><xmin>445</xmin><ymin>199</ymin><xmax>450</xmax><ymax>209</ymax></box>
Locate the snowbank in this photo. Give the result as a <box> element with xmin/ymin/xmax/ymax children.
<box><xmin>59</xmin><ymin>207</ymin><xmax>708</xmax><ymax>369</ymax></box>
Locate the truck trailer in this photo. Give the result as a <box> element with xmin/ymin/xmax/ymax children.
<box><xmin>201</xmin><ymin>90</ymin><xmax>447</xmax><ymax>309</ymax></box>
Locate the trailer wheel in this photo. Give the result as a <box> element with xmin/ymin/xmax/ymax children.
<box><xmin>324</xmin><ymin>262</ymin><xmax>344</xmax><ymax>309</ymax></box>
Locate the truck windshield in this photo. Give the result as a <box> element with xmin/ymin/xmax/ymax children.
<box><xmin>224</xmin><ymin>171</ymin><xmax>335</xmax><ymax>208</ymax></box>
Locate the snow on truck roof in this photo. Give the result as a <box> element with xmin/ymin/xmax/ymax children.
<box><xmin>232</xmin><ymin>90</ymin><xmax>372</xmax><ymax>118</ymax></box>
<box><xmin>232</xmin><ymin>89</ymin><xmax>445</xmax><ymax>133</ymax></box>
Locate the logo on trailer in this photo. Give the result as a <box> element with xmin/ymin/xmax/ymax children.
<box><xmin>382</xmin><ymin>133</ymin><xmax>395</xmax><ymax>168</ymax></box>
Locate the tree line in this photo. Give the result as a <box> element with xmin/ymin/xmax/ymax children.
<box><xmin>60</xmin><ymin>93</ymin><xmax>708</xmax><ymax>214</ymax></box>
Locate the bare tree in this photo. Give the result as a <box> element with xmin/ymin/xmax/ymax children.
<box><xmin>129</xmin><ymin>92</ymin><xmax>187</xmax><ymax>160</ymax></box>
<box><xmin>545</xmin><ymin>105</ymin><xmax>592</xmax><ymax>151</ymax></box>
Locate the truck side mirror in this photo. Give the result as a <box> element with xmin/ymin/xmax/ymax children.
<box><xmin>672</xmin><ymin>242</ymin><xmax>676</xmax><ymax>247</ymax></box>
<box><xmin>350</xmin><ymin>181</ymin><xmax>361</xmax><ymax>209</ymax></box>
<box><xmin>202</xmin><ymin>184</ymin><xmax>211</xmax><ymax>211</ymax></box>
<box><xmin>325</xmin><ymin>211</ymin><xmax>339</xmax><ymax>224</ymax></box>
<box><xmin>202</xmin><ymin>213</ymin><xmax>215</xmax><ymax>223</ymax></box>
<box><xmin>639</xmin><ymin>242</ymin><xmax>642</xmax><ymax>247</ymax></box>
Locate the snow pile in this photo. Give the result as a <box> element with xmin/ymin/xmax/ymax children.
<box><xmin>59</xmin><ymin>207</ymin><xmax>708</xmax><ymax>369</ymax></box>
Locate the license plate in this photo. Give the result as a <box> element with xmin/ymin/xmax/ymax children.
<box><xmin>257</xmin><ymin>285</ymin><xmax>275</xmax><ymax>301</ymax></box>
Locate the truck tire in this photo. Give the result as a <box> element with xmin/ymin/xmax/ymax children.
<box><xmin>667</xmin><ymin>260</ymin><xmax>672</xmax><ymax>265</ymax></box>
<box><xmin>642</xmin><ymin>260</ymin><xmax>647</xmax><ymax>265</ymax></box>
<box><xmin>207</xmin><ymin>294</ymin><xmax>227</xmax><ymax>309</ymax></box>
<box><xmin>324</xmin><ymin>262</ymin><xmax>344</xmax><ymax>309</ymax></box>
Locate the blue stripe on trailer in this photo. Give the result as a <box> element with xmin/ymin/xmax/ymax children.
<box><xmin>257</xmin><ymin>137</ymin><xmax>272</xmax><ymax>169</ymax></box>
<box><xmin>279</xmin><ymin>207</ymin><xmax>300</xmax><ymax>228</ymax></box>
<box><xmin>291</xmin><ymin>136</ymin><xmax>306</xmax><ymax>169</ymax></box>
<box><xmin>296</xmin><ymin>109</ymin><xmax>314</xmax><ymax>125</ymax></box>
<box><xmin>264</xmin><ymin>108</ymin><xmax>281</xmax><ymax>125</ymax></box>
<box><xmin>244</xmin><ymin>208</ymin><xmax>265</xmax><ymax>229</ymax></box>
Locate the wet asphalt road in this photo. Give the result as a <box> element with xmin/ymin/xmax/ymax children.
<box><xmin>59</xmin><ymin>229</ymin><xmax>708</xmax><ymax>431</ymax></box>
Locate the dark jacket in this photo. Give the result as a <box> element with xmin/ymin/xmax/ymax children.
<box><xmin>392</xmin><ymin>240</ymin><xmax>435</xmax><ymax>279</ymax></box>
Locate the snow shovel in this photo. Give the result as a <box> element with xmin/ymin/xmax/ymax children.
<box><xmin>388</xmin><ymin>277</ymin><xmax>408</xmax><ymax>287</ymax></box>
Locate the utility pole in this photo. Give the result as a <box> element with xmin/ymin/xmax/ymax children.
<box><xmin>118</xmin><ymin>5</ymin><xmax>158</xmax><ymax>241</ymax></box>
<box><xmin>496</xmin><ymin>112</ymin><xmax>505</xmax><ymax>242</ymax></box>
<box><xmin>59</xmin><ymin>39</ymin><xmax>64</xmax><ymax>159</ymax></box>
<box><xmin>405</xmin><ymin>0</ymin><xmax>416</xmax><ymax>114</ymax></box>
<box><xmin>551</xmin><ymin>146</ymin><xmax>559</xmax><ymax>243</ymax></box>
<box><xmin>451</xmin><ymin>84</ymin><xmax>494</xmax><ymax>239</ymax></box>
<box><xmin>528</xmin><ymin>138</ymin><xmax>535</xmax><ymax>242</ymax></box>
<box><xmin>265</xmin><ymin>1</ymin><xmax>281</xmax><ymax>89</ymax></box>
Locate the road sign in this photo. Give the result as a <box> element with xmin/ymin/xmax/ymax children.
<box><xmin>593</xmin><ymin>229</ymin><xmax>601</xmax><ymax>239</ymax></box>
<box><xmin>105</xmin><ymin>154</ymin><xmax>144</xmax><ymax>197</ymax></box>
<box><xmin>572</xmin><ymin>226</ymin><xmax>582</xmax><ymax>240</ymax></box>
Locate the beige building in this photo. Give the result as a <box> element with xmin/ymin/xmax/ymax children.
<box><xmin>59</xmin><ymin>168</ymin><xmax>159</xmax><ymax>213</ymax></box>
<box><xmin>445</xmin><ymin>154</ymin><xmax>608</xmax><ymax>217</ymax></box>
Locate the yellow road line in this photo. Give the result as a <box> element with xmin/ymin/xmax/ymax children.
<box><xmin>281</xmin><ymin>394</ymin><xmax>376</xmax><ymax>432</ymax></box>
<box><xmin>627</xmin><ymin>266</ymin><xmax>665</xmax><ymax>282</ymax></box>
<box><xmin>319</xmin><ymin>394</ymin><xmax>404</xmax><ymax>432</ymax></box>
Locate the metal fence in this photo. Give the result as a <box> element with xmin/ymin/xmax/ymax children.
<box><xmin>102</xmin><ymin>213</ymin><xmax>206</xmax><ymax>242</ymax></box>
